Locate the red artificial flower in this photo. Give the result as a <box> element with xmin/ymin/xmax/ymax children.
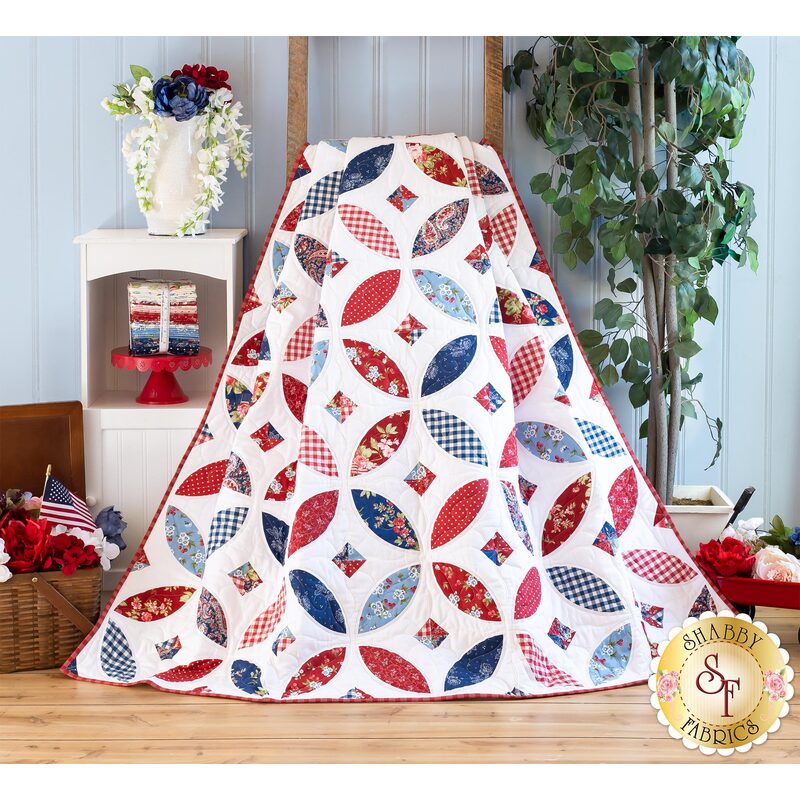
<box><xmin>170</xmin><ymin>63</ymin><xmax>231</xmax><ymax>91</ymax></box>
<box><xmin>1</xmin><ymin>516</ymin><xmax>56</xmax><ymax>573</ymax></box>
<box><xmin>695</xmin><ymin>537</ymin><xmax>755</xmax><ymax>578</ymax></box>
<box><xmin>50</xmin><ymin>532</ymin><xmax>100</xmax><ymax>576</ymax></box>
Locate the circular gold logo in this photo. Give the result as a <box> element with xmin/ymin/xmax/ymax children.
<box><xmin>649</xmin><ymin>611</ymin><xmax>794</xmax><ymax>755</ymax></box>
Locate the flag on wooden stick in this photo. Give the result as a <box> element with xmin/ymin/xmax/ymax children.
<box><xmin>40</xmin><ymin>468</ymin><xmax>95</xmax><ymax>532</ymax></box>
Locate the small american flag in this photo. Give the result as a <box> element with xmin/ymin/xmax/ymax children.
<box><xmin>40</xmin><ymin>474</ymin><xmax>96</xmax><ymax>532</ymax></box>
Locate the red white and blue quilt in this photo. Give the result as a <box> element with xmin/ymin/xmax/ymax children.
<box><xmin>64</xmin><ymin>135</ymin><xmax>726</xmax><ymax>700</ymax></box>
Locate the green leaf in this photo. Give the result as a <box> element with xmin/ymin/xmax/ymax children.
<box><xmin>578</xmin><ymin>328</ymin><xmax>603</xmax><ymax>348</ymax></box>
<box><xmin>600</xmin><ymin>364</ymin><xmax>620</xmax><ymax>386</ymax></box>
<box><xmin>553</xmin><ymin>195</ymin><xmax>573</xmax><ymax>216</ymax></box>
<box><xmin>681</xmin><ymin>399</ymin><xmax>698</xmax><ymax>420</ymax></box>
<box><xmin>630</xmin><ymin>335</ymin><xmax>650</xmax><ymax>364</ymax></box>
<box><xmin>629</xmin><ymin>380</ymin><xmax>648</xmax><ymax>408</ymax></box>
<box><xmin>622</xmin><ymin>356</ymin><xmax>649</xmax><ymax>383</ymax></box>
<box><xmin>530</xmin><ymin>172</ymin><xmax>552</xmax><ymax>194</ymax></box>
<box><xmin>659</xmin><ymin>45</ymin><xmax>683</xmax><ymax>82</ymax></box>
<box><xmin>550</xmin><ymin>136</ymin><xmax>574</xmax><ymax>156</ymax></box>
<box><xmin>602</xmin><ymin>302</ymin><xmax>623</xmax><ymax>329</ymax></box>
<box><xmin>610</xmin><ymin>51</ymin><xmax>636</xmax><ymax>72</ymax></box>
<box><xmin>616</xmin><ymin>312</ymin><xmax>636</xmax><ymax>330</ymax></box>
<box><xmin>661</xmin><ymin>189</ymin><xmax>687</xmax><ymax>214</ymax></box>
<box><xmin>657</xmin><ymin>120</ymin><xmax>676</xmax><ymax>143</ymax></box>
<box><xmin>616</xmin><ymin>277</ymin><xmax>638</xmax><ymax>293</ymax></box>
<box><xmin>573</xmin><ymin>202</ymin><xmax>591</xmax><ymax>227</ymax></box>
<box><xmin>606</xmin><ymin>240</ymin><xmax>626</xmax><ymax>265</ymax></box>
<box><xmin>571</xmin><ymin>162</ymin><xmax>593</xmax><ymax>190</ymax></box>
<box><xmin>610</xmin><ymin>338</ymin><xmax>629</xmax><ymax>365</ymax></box>
<box><xmin>593</xmin><ymin>298</ymin><xmax>614</xmax><ymax>321</ymax></box>
<box><xmin>130</xmin><ymin>64</ymin><xmax>153</xmax><ymax>82</ymax></box>
<box><xmin>697</xmin><ymin>291</ymin><xmax>719</xmax><ymax>324</ymax></box>
<box><xmin>575</xmin><ymin>236</ymin><xmax>595</xmax><ymax>264</ymax></box>
<box><xmin>573</xmin><ymin>59</ymin><xmax>595</xmax><ymax>73</ymax></box>
<box><xmin>553</xmin><ymin>232</ymin><xmax>572</xmax><ymax>254</ymax></box>
<box><xmin>541</xmin><ymin>188</ymin><xmax>559</xmax><ymax>204</ymax></box>
<box><xmin>641</xmin><ymin>169</ymin><xmax>659</xmax><ymax>194</ymax></box>
<box><xmin>502</xmin><ymin>65</ymin><xmax>515</xmax><ymax>93</ymax></box>
<box><xmin>563</xmin><ymin>249</ymin><xmax>578</xmax><ymax>269</ymax></box>
<box><xmin>676</xmin><ymin>282</ymin><xmax>696</xmax><ymax>314</ymax></box>
<box><xmin>673</xmin><ymin>340</ymin><xmax>702</xmax><ymax>359</ymax></box>
<box><xmin>626</xmin><ymin>234</ymin><xmax>645</xmax><ymax>264</ymax></box>
<box><xmin>588</xmin><ymin>343</ymin><xmax>610</xmax><ymax>365</ymax></box>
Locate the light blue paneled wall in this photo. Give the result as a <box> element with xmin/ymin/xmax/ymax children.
<box><xmin>0</xmin><ymin>36</ymin><xmax>796</xmax><ymax>523</ymax></box>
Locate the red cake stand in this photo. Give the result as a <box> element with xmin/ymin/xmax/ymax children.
<box><xmin>111</xmin><ymin>346</ymin><xmax>213</xmax><ymax>405</ymax></box>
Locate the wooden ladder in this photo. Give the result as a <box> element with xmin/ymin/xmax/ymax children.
<box><xmin>284</xmin><ymin>36</ymin><xmax>505</xmax><ymax>178</ymax></box>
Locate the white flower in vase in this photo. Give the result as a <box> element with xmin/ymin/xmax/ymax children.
<box><xmin>102</xmin><ymin>63</ymin><xmax>252</xmax><ymax>237</ymax></box>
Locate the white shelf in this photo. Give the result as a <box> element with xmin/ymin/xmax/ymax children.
<box><xmin>74</xmin><ymin>228</ymin><xmax>247</xmax><ymax>283</ymax></box>
<box><xmin>88</xmin><ymin>390</ymin><xmax>212</xmax><ymax>430</ymax></box>
<box><xmin>76</xmin><ymin>227</ymin><xmax>245</xmax><ymax>588</ymax></box>
<box><xmin>74</xmin><ymin>228</ymin><xmax>247</xmax><ymax>244</ymax></box>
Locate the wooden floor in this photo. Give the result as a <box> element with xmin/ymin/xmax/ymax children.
<box><xmin>1</xmin><ymin>608</ymin><xmax>798</xmax><ymax>763</ymax></box>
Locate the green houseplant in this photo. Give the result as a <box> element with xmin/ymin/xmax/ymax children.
<box><xmin>505</xmin><ymin>37</ymin><xmax>757</xmax><ymax>503</ymax></box>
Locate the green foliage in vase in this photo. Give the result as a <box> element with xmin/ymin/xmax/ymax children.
<box><xmin>506</xmin><ymin>37</ymin><xmax>757</xmax><ymax>501</ymax></box>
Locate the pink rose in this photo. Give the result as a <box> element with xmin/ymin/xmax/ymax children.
<box><xmin>764</xmin><ymin>670</ymin><xmax>786</xmax><ymax>702</ymax></box>
<box><xmin>753</xmin><ymin>546</ymin><xmax>800</xmax><ymax>582</ymax></box>
<box><xmin>657</xmin><ymin>670</ymin><xmax>680</xmax><ymax>702</ymax></box>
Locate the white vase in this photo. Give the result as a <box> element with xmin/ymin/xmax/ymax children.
<box><xmin>145</xmin><ymin>116</ymin><xmax>208</xmax><ymax>236</ymax></box>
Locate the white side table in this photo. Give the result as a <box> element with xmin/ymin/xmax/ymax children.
<box><xmin>74</xmin><ymin>228</ymin><xmax>246</xmax><ymax>587</ymax></box>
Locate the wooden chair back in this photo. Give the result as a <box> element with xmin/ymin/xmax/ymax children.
<box><xmin>0</xmin><ymin>401</ymin><xmax>86</xmax><ymax>498</ymax></box>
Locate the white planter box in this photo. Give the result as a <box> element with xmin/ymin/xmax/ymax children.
<box><xmin>665</xmin><ymin>485</ymin><xmax>735</xmax><ymax>553</ymax></box>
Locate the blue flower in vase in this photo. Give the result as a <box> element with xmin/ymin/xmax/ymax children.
<box><xmin>790</xmin><ymin>527</ymin><xmax>800</xmax><ymax>547</ymax></box>
<box><xmin>152</xmin><ymin>76</ymin><xmax>209</xmax><ymax>121</ymax></box>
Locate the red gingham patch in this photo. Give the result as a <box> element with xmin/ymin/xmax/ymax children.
<box><xmin>240</xmin><ymin>583</ymin><xmax>287</xmax><ymax>649</ymax></box>
<box><xmin>622</xmin><ymin>549</ymin><xmax>697</xmax><ymax>584</ymax></box>
<box><xmin>509</xmin><ymin>338</ymin><xmax>546</xmax><ymax>406</ymax></box>
<box><xmin>299</xmin><ymin>426</ymin><xmax>339</xmax><ymax>477</ymax></box>
<box><xmin>284</xmin><ymin>317</ymin><xmax>316</xmax><ymax>361</ymax></box>
<box><xmin>517</xmin><ymin>633</ymin><xmax>581</xmax><ymax>688</ymax></box>
<box><xmin>339</xmin><ymin>204</ymin><xmax>400</xmax><ymax>259</ymax></box>
<box><xmin>241</xmin><ymin>287</ymin><xmax>261</xmax><ymax>314</ymax></box>
<box><xmin>491</xmin><ymin>204</ymin><xmax>518</xmax><ymax>257</ymax></box>
<box><xmin>463</xmin><ymin>157</ymin><xmax>482</xmax><ymax>197</ymax></box>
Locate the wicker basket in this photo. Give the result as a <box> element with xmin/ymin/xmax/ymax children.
<box><xmin>0</xmin><ymin>568</ymin><xmax>102</xmax><ymax>673</ymax></box>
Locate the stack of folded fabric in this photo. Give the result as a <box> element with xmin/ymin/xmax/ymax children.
<box><xmin>167</xmin><ymin>281</ymin><xmax>200</xmax><ymax>356</ymax></box>
<box><xmin>127</xmin><ymin>279</ymin><xmax>199</xmax><ymax>356</ymax></box>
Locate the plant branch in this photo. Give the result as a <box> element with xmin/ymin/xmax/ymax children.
<box><xmin>664</xmin><ymin>78</ymin><xmax>681</xmax><ymax>502</ymax></box>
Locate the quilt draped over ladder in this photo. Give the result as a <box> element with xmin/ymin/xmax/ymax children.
<box><xmin>64</xmin><ymin>135</ymin><xmax>727</xmax><ymax>701</ymax></box>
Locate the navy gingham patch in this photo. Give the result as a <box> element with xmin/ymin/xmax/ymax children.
<box><xmin>300</xmin><ymin>170</ymin><xmax>343</xmax><ymax>220</ymax></box>
<box><xmin>100</xmin><ymin>621</ymin><xmax>136</xmax><ymax>682</ymax></box>
<box><xmin>422</xmin><ymin>408</ymin><xmax>488</xmax><ymax>467</ymax></box>
<box><xmin>206</xmin><ymin>506</ymin><xmax>249</xmax><ymax>558</ymax></box>
<box><xmin>546</xmin><ymin>565</ymin><xmax>626</xmax><ymax>613</ymax></box>
<box><xmin>575</xmin><ymin>418</ymin><xmax>626</xmax><ymax>458</ymax></box>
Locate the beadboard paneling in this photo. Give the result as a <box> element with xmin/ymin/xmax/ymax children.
<box><xmin>0</xmin><ymin>35</ymin><xmax>796</xmax><ymax>529</ymax></box>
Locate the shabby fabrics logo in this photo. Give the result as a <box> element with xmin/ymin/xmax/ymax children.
<box><xmin>650</xmin><ymin>611</ymin><xmax>793</xmax><ymax>755</ymax></box>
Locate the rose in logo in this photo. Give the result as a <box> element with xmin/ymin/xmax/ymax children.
<box><xmin>764</xmin><ymin>670</ymin><xmax>787</xmax><ymax>702</ymax></box>
<box><xmin>657</xmin><ymin>670</ymin><xmax>680</xmax><ymax>702</ymax></box>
